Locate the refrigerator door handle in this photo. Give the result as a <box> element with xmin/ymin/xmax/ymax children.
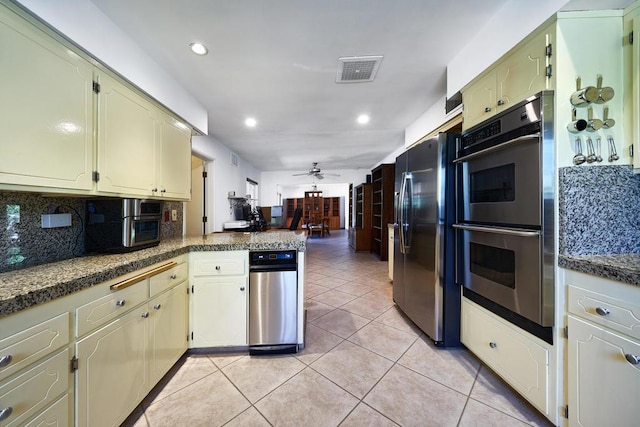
<box><xmin>398</xmin><ymin>172</ymin><xmax>407</xmax><ymax>254</ymax></box>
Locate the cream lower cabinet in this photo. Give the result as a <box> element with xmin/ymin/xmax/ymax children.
<box><xmin>0</xmin><ymin>1</ymin><xmax>94</xmax><ymax>193</ymax></box>
<box><xmin>149</xmin><ymin>281</ymin><xmax>188</xmax><ymax>385</ymax></box>
<box><xmin>75</xmin><ymin>306</ymin><xmax>149</xmax><ymax>427</ymax></box>
<box><xmin>461</xmin><ymin>298</ymin><xmax>550</xmax><ymax>416</ymax></box>
<box><xmin>190</xmin><ymin>251</ymin><xmax>249</xmax><ymax>348</ymax></box>
<box><xmin>75</xmin><ymin>258</ymin><xmax>188</xmax><ymax>427</ymax></box>
<box><xmin>566</xmin><ymin>271</ymin><xmax>640</xmax><ymax>427</ymax></box>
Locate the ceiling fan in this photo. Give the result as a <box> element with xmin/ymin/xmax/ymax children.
<box><xmin>292</xmin><ymin>162</ymin><xmax>340</xmax><ymax>180</ymax></box>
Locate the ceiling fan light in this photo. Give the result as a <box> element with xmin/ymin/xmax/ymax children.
<box><xmin>245</xmin><ymin>117</ymin><xmax>257</xmax><ymax>127</ymax></box>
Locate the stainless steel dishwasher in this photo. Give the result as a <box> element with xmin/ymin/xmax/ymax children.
<box><xmin>249</xmin><ymin>250</ymin><xmax>298</xmax><ymax>355</ymax></box>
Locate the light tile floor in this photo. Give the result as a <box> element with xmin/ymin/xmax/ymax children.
<box><xmin>125</xmin><ymin>231</ymin><xmax>553</xmax><ymax>427</ymax></box>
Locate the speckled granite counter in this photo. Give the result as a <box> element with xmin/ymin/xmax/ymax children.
<box><xmin>0</xmin><ymin>231</ymin><xmax>307</xmax><ymax>317</ymax></box>
<box><xmin>558</xmin><ymin>165</ymin><xmax>640</xmax><ymax>287</ymax></box>
<box><xmin>559</xmin><ymin>254</ymin><xmax>640</xmax><ymax>287</ymax></box>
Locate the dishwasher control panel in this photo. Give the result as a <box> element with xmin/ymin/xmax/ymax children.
<box><xmin>249</xmin><ymin>250</ymin><xmax>297</xmax><ymax>269</ymax></box>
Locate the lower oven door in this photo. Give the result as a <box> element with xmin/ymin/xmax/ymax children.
<box><xmin>454</xmin><ymin>224</ymin><xmax>548</xmax><ymax>326</ymax></box>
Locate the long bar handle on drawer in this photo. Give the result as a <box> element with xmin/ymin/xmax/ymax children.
<box><xmin>0</xmin><ymin>355</ymin><xmax>12</xmax><ymax>368</ymax></box>
<box><xmin>625</xmin><ymin>354</ymin><xmax>640</xmax><ymax>365</ymax></box>
<box><xmin>110</xmin><ymin>262</ymin><xmax>178</xmax><ymax>291</ymax></box>
<box><xmin>452</xmin><ymin>224</ymin><xmax>540</xmax><ymax>238</ymax></box>
<box><xmin>0</xmin><ymin>407</ymin><xmax>12</xmax><ymax>422</ymax></box>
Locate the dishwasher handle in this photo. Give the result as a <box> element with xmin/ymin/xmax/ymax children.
<box><xmin>249</xmin><ymin>264</ymin><xmax>297</xmax><ymax>273</ymax></box>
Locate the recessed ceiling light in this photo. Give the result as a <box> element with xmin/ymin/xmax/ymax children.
<box><xmin>189</xmin><ymin>42</ymin><xmax>208</xmax><ymax>55</ymax></box>
<box><xmin>357</xmin><ymin>114</ymin><xmax>370</xmax><ymax>124</ymax></box>
<box><xmin>245</xmin><ymin>118</ymin><xmax>257</xmax><ymax>127</ymax></box>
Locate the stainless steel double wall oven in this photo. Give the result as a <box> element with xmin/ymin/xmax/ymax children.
<box><xmin>454</xmin><ymin>91</ymin><xmax>555</xmax><ymax>343</ymax></box>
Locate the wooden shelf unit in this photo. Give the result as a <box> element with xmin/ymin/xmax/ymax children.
<box><xmin>370</xmin><ymin>164</ymin><xmax>395</xmax><ymax>260</ymax></box>
<box><xmin>349</xmin><ymin>183</ymin><xmax>372</xmax><ymax>251</ymax></box>
<box><xmin>284</xmin><ymin>197</ymin><xmax>304</xmax><ymax>229</ymax></box>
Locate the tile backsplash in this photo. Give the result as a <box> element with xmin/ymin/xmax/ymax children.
<box><xmin>0</xmin><ymin>192</ymin><xmax>183</xmax><ymax>273</ymax></box>
<box><xmin>558</xmin><ymin>165</ymin><xmax>640</xmax><ymax>255</ymax></box>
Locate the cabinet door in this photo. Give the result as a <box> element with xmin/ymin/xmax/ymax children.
<box><xmin>156</xmin><ymin>112</ymin><xmax>192</xmax><ymax>200</ymax></box>
<box><xmin>149</xmin><ymin>282</ymin><xmax>188</xmax><ymax>385</ymax></box>
<box><xmin>96</xmin><ymin>72</ymin><xmax>156</xmax><ymax>197</ymax></box>
<box><xmin>568</xmin><ymin>315</ymin><xmax>640</xmax><ymax>427</ymax></box>
<box><xmin>76</xmin><ymin>307</ymin><xmax>149</xmax><ymax>427</ymax></box>
<box><xmin>462</xmin><ymin>70</ymin><xmax>496</xmax><ymax>130</ymax></box>
<box><xmin>191</xmin><ymin>276</ymin><xmax>247</xmax><ymax>347</ymax></box>
<box><xmin>0</xmin><ymin>5</ymin><xmax>93</xmax><ymax>191</ymax></box>
<box><xmin>497</xmin><ymin>26</ymin><xmax>551</xmax><ymax>112</ymax></box>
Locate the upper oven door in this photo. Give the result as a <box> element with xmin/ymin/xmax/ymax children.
<box><xmin>457</xmin><ymin>133</ymin><xmax>541</xmax><ymax>227</ymax></box>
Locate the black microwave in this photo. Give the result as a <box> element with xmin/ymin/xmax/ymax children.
<box><xmin>85</xmin><ymin>199</ymin><xmax>162</xmax><ymax>254</ymax></box>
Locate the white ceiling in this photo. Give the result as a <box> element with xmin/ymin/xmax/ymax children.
<box><xmin>88</xmin><ymin>0</ymin><xmax>633</xmax><ymax>173</ymax></box>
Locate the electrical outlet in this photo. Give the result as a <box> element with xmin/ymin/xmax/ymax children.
<box><xmin>41</xmin><ymin>213</ymin><xmax>72</xmax><ymax>228</ymax></box>
<box><xmin>171</xmin><ymin>209</ymin><xmax>178</xmax><ymax>221</ymax></box>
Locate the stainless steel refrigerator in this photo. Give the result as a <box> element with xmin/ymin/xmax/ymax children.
<box><xmin>393</xmin><ymin>133</ymin><xmax>460</xmax><ymax>346</ymax></box>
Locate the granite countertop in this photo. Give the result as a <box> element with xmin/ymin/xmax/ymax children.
<box><xmin>558</xmin><ymin>253</ymin><xmax>640</xmax><ymax>287</ymax></box>
<box><xmin>0</xmin><ymin>231</ymin><xmax>307</xmax><ymax>317</ymax></box>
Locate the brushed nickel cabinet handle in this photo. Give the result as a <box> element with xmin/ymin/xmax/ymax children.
<box><xmin>115</xmin><ymin>299</ymin><xmax>126</xmax><ymax>307</ymax></box>
<box><xmin>489</xmin><ymin>342</ymin><xmax>497</xmax><ymax>349</ymax></box>
<box><xmin>625</xmin><ymin>354</ymin><xmax>640</xmax><ymax>365</ymax></box>
<box><xmin>215</xmin><ymin>266</ymin><xmax>221</xmax><ymax>271</ymax></box>
<box><xmin>595</xmin><ymin>307</ymin><xmax>610</xmax><ymax>316</ymax></box>
<box><xmin>170</xmin><ymin>274</ymin><xmax>177</xmax><ymax>280</ymax></box>
<box><xmin>141</xmin><ymin>312</ymin><xmax>149</xmax><ymax>319</ymax></box>
<box><xmin>0</xmin><ymin>355</ymin><xmax>12</xmax><ymax>368</ymax></box>
<box><xmin>0</xmin><ymin>407</ymin><xmax>13</xmax><ymax>421</ymax></box>
<box><xmin>484</xmin><ymin>107</ymin><xmax>492</xmax><ymax>113</ymax></box>
<box><xmin>497</xmin><ymin>99</ymin><xmax>506</xmax><ymax>106</ymax></box>
<box><xmin>240</xmin><ymin>287</ymin><xmax>245</xmax><ymax>291</ymax></box>
<box><xmin>154</xmin><ymin>304</ymin><xmax>161</xmax><ymax>310</ymax></box>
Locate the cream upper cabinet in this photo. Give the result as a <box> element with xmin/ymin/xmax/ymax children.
<box><xmin>0</xmin><ymin>3</ymin><xmax>94</xmax><ymax>193</ymax></box>
<box><xmin>462</xmin><ymin>22</ymin><xmax>553</xmax><ymax>130</ymax></box>
<box><xmin>497</xmin><ymin>25</ymin><xmax>554</xmax><ymax>112</ymax></box>
<box><xmin>96</xmin><ymin>73</ymin><xmax>191</xmax><ymax>200</ymax></box>
<box><xmin>624</xmin><ymin>2</ymin><xmax>640</xmax><ymax>170</ymax></box>
<box><xmin>156</xmin><ymin>112</ymin><xmax>192</xmax><ymax>200</ymax></box>
<box><xmin>96</xmin><ymin>72</ymin><xmax>157</xmax><ymax>197</ymax></box>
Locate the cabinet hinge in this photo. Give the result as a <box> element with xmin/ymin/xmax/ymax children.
<box><xmin>630</xmin><ymin>145</ymin><xmax>634</xmax><ymax>158</ymax></box>
<box><xmin>202</xmin><ymin>171</ymin><xmax>208</xmax><ymax>178</ymax></box>
<box><xmin>564</xmin><ymin>325</ymin><xmax>568</xmax><ymax>339</ymax></box>
<box><xmin>92</xmin><ymin>171</ymin><xmax>100</xmax><ymax>182</ymax></box>
<box><xmin>70</xmin><ymin>356</ymin><xmax>78</xmax><ymax>372</ymax></box>
<box><xmin>203</xmin><ymin>216</ymin><xmax>208</xmax><ymax>223</ymax></box>
<box><xmin>563</xmin><ymin>405</ymin><xmax>569</xmax><ymax>419</ymax></box>
<box><xmin>92</xmin><ymin>81</ymin><xmax>101</xmax><ymax>94</ymax></box>
<box><xmin>191</xmin><ymin>285</ymin><xmax>194</xmax><ymax>293</ymax></box>
<box><xmin>191</xmin><ymin>331</ymin><xmax>194</xmax><ymax>340</ymax></box>
<box><xmin>545</xmin><ymin>43</ymin><xmax>552</xmax><ymax>57</ymax></box>
<box><xmin>545</xmin><ymin>65</ymin><xmax>553</xmax><ymax>78</ymax></box>
<box><xmin>630</xmin><ymin>31</ymin><xmax>634</xmax><ymax>45</ymax></box>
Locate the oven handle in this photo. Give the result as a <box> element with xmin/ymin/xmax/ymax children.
<box><xmin>453</xmin><ymin>224</ymin><xmax>541</xmax><ymax>238</ymax></box>
<box><xmin>453</xmin><ymin>133</ymin><xmax>541</xmax><ymax>164</ymax></box>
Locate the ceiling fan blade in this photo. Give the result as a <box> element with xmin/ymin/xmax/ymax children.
<box><xmin>315</xmin><ymin>174</ymin><xmax>325</xmax><ymax>180</ymax></box>
<box><xmin>323</xmin><ymin>173</ymin><xmax>340</xmax><ymax>177</ymax></box>
<box><xmin>292</xmin><ymin>172</ymin><xmax>310</xmax><ymax>176</ymax></box>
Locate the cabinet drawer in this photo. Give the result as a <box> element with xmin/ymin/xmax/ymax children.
<box><xmin>461</xmin><ymin>298</ymin><xmax>549</xmax><ymax>413</ymax></box>
<box><xmin>568</xmin><ymin>285</ymin><xmax>640</xmax><ymax>341</ymax></box>
<box><xmin>23</xmin><ymin>394</ymin><xmax>69</xmax><ymax>427</ymax></box>
<box><xmin>191</xmin><ymin>252</ymin><xmax>246</xmax><ymax>276</ymax></box>
<box><xmin>0</xmin><ymin>349</ymin><xmax>69</xmax><ymax>427</ymax></box>
<box><xmin>150</xmin><ymin>261</ymin><xmax>188</xmax><ymax>297</ymax></box>
<box><xmin>0</xmin><ymin>313</ymin><xmax>69</xmax><ymax>383</ymax></box>
<box><xmin>76</xmin><ymin>281</ymin><xmax>148</xmax><ymax>337</ymax></box>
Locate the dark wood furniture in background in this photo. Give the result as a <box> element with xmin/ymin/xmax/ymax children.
<box><xmin>349</xmin><ymin>183</ymin><xmax>372</xmax><ymax>251</ymax></box>
<box><xmin>284</xmin><ymin>197</ymin><xmax>304</xmax><ymax>229</ymax></box>
<box><xmin>285</xmin><ymin>194</ymin><xmax>343</xmax><ymax>230</ymax></box>
<box><xmin>371</xmin><ymin>164</ymin><xmax>395</xmax><ymax>260</ymax></box>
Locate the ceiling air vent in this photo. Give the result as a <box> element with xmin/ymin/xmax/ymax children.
<box><xmin>336</xmin><ymin>56</ymin><xmax>383</xmax><ymax>83</ymax></box>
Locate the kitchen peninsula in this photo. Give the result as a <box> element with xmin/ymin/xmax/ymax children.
<box><xmin>0</xmin><ymin>231</ymin><xmax>306</xmax><ymax>427</ymax></box>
